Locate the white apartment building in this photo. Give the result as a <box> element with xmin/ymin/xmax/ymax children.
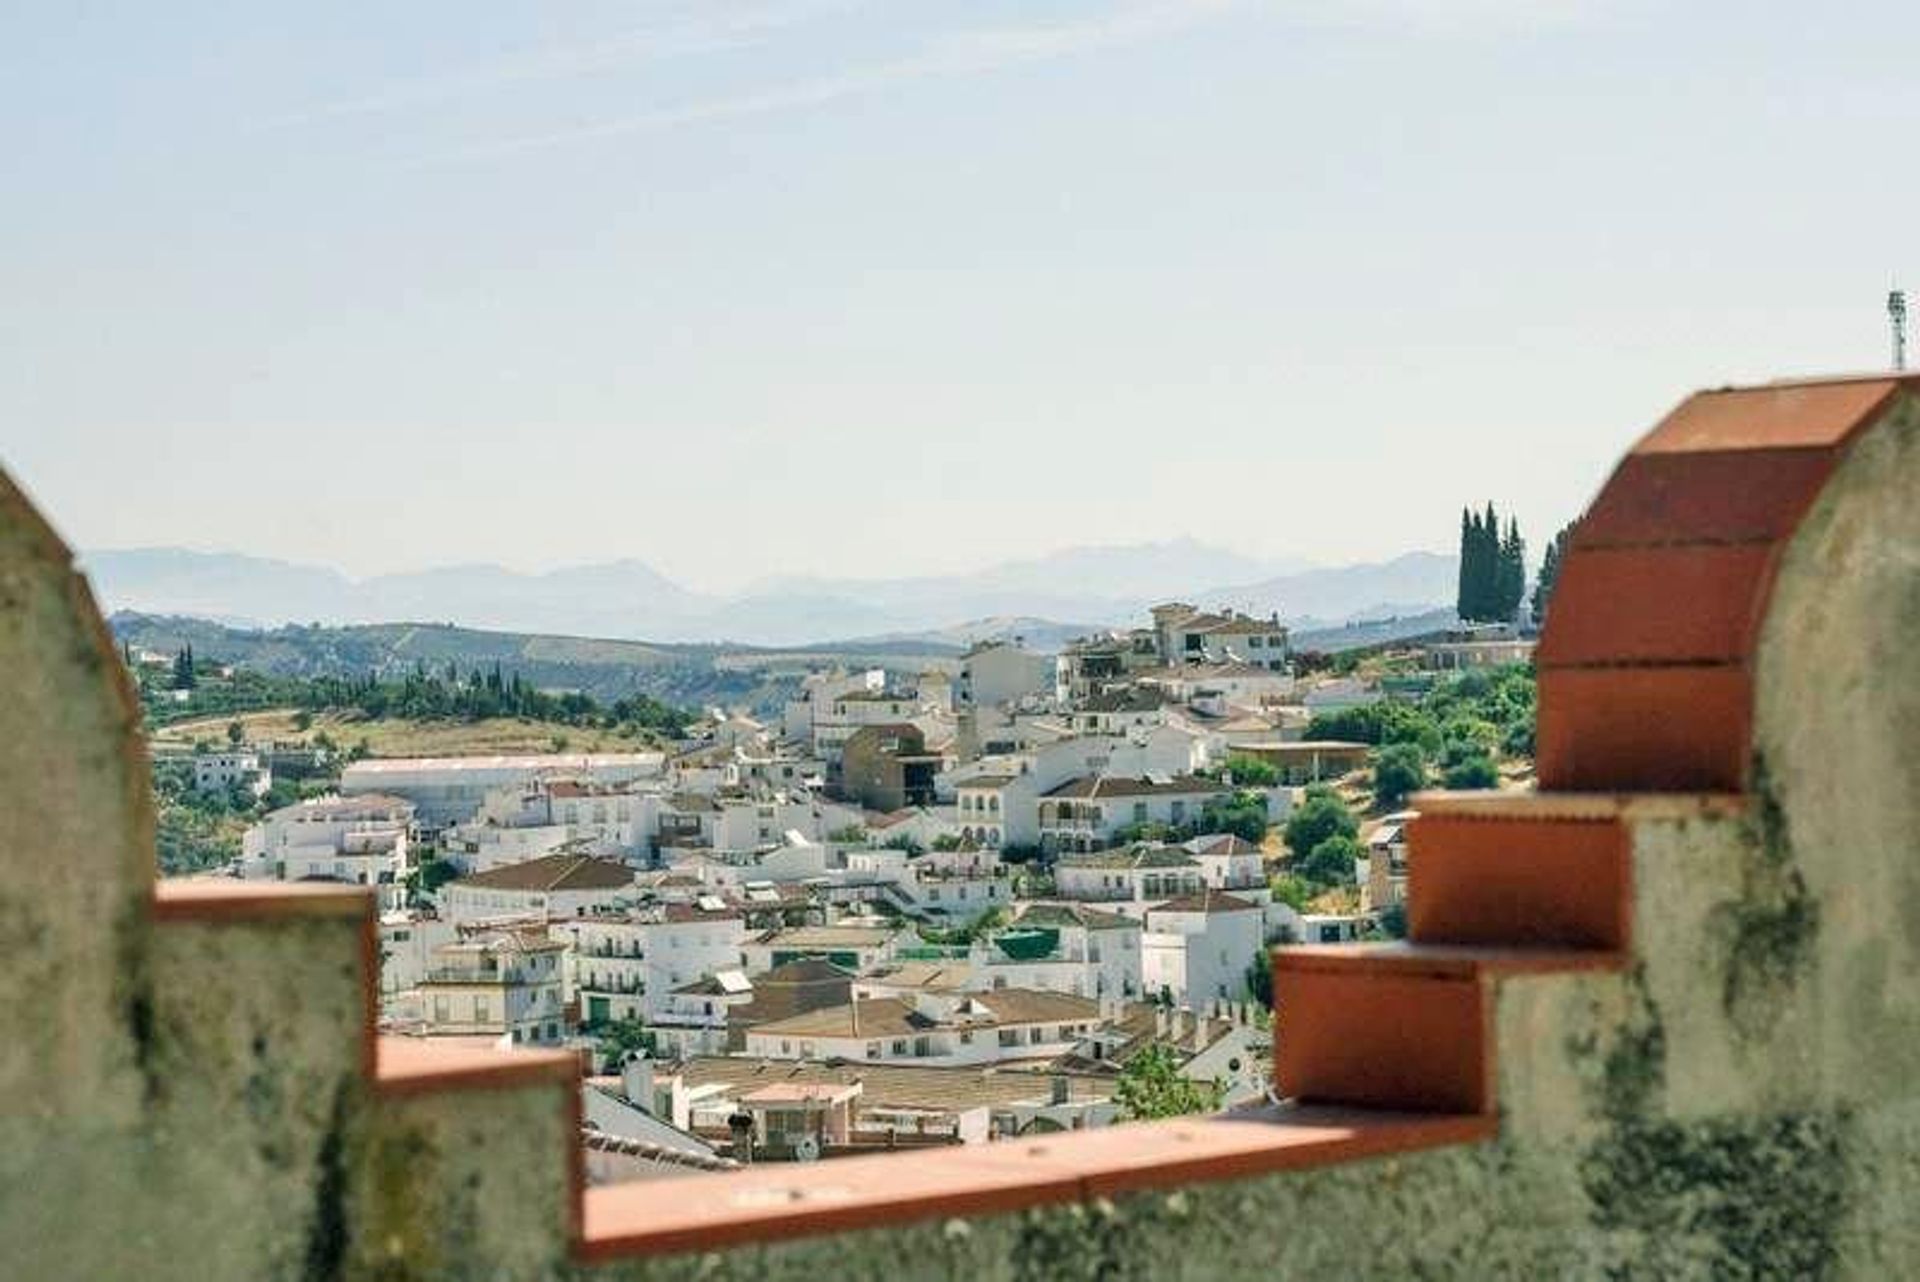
<box><xmin>240</xmin><ymin>793</ymin><xmax>414</xmax><ymax>911</ymax></box>
<box><xmin>955</xmin><ymin>641</ymin><xmax>1053</xmax><ymax>711</ymax></box>
<box><xmin>953</xmin><ymin>772</ymin><xmax>1036</xmax><ymax>849</ymax></box>
<box><xmin>1139</xmin><ymin>662</ymin><xmax>1297</xmax><ymax>707</ymax></box>
<box><xmin>1063</xmin><ymin>687</ymin><xmax>1168</xmax><ymax>737</ymax></box>
<box><xmin>378</xmin><ymin>910</ymin><xmax>456</xmax><ymax>996</ymax></box>
<box><xmin>647</xmin><ymin>969</ymin><xmax>755</xmax><ymax>1059</ymax></box>
<box><xmin>417</xmin><ymin>928</ymin><xmax>570</xmax><ymax>1046</ymax></box>
<box><xmin>550</xmin><ymin>900</ymin><xmax>749</xmax><ymax>1027</ymax></box>
<box><xmin>811</xmin><ymin>690</ymin><xmax>924</xmax><ymax>765</ymax></box>
<box><xmin>1150</xmin><ymin>604</ymin><xmax>1290</xmax><ymax>670</ymax></box>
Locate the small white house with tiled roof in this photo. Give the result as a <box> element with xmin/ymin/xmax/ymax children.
<box><xmin>438</xmin><ymin>850</ymin><xmax>638</xmax><ymax>925</ymax></box>
<box><xmin>1036</xmin><ymin>774</ymin><xmax>1227</xmax><ymax>853</ymax></box>
<box><xmin>1142</xmin><ymin>888</ymin><xmax>1266</xmax><ymax>1008</ymax></box>
<box><xmin>1053</xmin><ymin>841</ymin><xmax>1206</xmax><ymax>905</ymax></box>
<box><xmin>980</xmin><ymin>903</ymin><xmax>1144</xmax><ymax>1000</ymax></box>
<box><xmin>742</xmin><ymin>988</ymin><xmax>1104</xmax><ymax>1067</ymax></box>
<box><xmin>1182</xmin><ymin>832</ymin><xmax>1268</xmax><ymax>892</ymax></box>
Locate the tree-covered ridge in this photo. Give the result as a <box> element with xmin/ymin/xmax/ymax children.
<box><xmin>129</xmin><ymin>646</ymin><xmax>695</xmax><ymax>739</ymax></box>
<box><xmin>296</xmin><ymin>664</ymin><xmax>692</xmax><ymax>737</ymax></box>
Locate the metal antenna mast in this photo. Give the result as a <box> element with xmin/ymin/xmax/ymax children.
<box><xmin>1892</xmin><ymin>288</ymin><xmax>1909</xmax><ymax>371</ymax></box>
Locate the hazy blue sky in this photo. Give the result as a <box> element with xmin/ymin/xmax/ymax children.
<box><xmin>2</xmin><ymin>1</ymin><xmax>1913</xmax><ymax>592</ymax></box>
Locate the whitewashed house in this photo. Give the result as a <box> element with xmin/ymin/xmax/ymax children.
<box><xmin>743</xmin><ymin>988</ymin><xmax>1102</xmax><ymax>1067</ymax></box>
<box><xmin>438</xmin><ymin>851</ymin><xmax>637</xmax><ymax>926</ymax></box>
<box><xmin>1035</xmin><ymin>775</ymin><xmax>1226</xmax><ymax>853</ymax></box>
<box><xmin>550</xmin><ymin>900</ymin><xmax>749</xmax><ymax>1027</ymax></box>
<box><xmin>240</xmin><ymin>793</ymin><xmax>414</xmax><ymax>910</ymax></box>
<box><xmin>1141</xmin><ymin>889</ymin><xmax>1266</xmax><ymax>1007</ymax></box>
<box><xmin>416</xmin><ymin>927</ymin><xmax>570</xmax><ymax>1046</ymax></box>
<box><xmin>978</xmin><ymin>903</ymin><xmax>1144</xmax><ymax>1000</ymax></box>
<box><xmin>194</xmin><ymin>750</ymin><xmax>271</xmax><ymax>797</ymax></box>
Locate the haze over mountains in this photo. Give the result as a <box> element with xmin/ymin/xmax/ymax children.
<box><xmin>82</xmin><ymin>540</ymin><xmax>1458</xmax><ymax>648</ymax></box>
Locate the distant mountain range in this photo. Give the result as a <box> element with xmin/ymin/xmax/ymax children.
<box><xmin>81</xmin><ymin>540</ymin><xmax>1459</xmax><ymax>648</ymax></box>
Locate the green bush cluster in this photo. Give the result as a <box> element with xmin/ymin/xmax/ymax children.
<box><xmin>1307</xmin><ymin>663</ymin><xmax>1535</xmax><ymax>806</ymax></box>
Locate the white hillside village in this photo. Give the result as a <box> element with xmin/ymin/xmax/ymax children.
<box><xmin>204</xmin><ymin>600</ymin><xmax>1503</xmax><ymax>1169</ymax></box>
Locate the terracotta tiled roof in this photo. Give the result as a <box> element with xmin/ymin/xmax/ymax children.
<box><xmin>1152</xmin><ymin>889</ymin><xmax>1260</xmax><ymax>915</ymax></box>
<box><xmin>673</xmin><ymin>1057</ymin><xmax>1114</xmax><ymax>1112</ymax></box>
<box><xmin>452</xmin><ymin>852</ymin><xmax>636</xmax><ymax>893</ymax></box>
<box><xmin>1042</xmin><ymin>775</ymin><xmax>1223</xmax><ymax>800</ymax></box>
<box><xmin>1184</xmin><ymin>834</ymin><xmax>1260</xmax><ymax>857</ymax></box>
<box><xmin>1009</xmin><ymin>903</ymin><xmax>1139</xmax><ymax>931</ymax></box>
<box><xmin>1057</xmin><ymin>843</ymin><xmax>1199</xmax><ymax>870</ymax></box>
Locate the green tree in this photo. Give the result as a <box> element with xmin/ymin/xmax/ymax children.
<box><xmin>1269</xmin><ymin>872</ymin><xmax>1315</xmax><ymax>912</ymax></box>
<box><xmin>292</xmin><ymin>710</ymin><xmax>313</xmax><ymax>732</ymax></box>
<box><xmin>1223</xmin><ymin>754</ymin><xmax>1278</xmax><ymax>787</ymax></box>
<box><xmin>596</xmin><ymin>1018</ymin><xmax>654</xmax><ymax>1058</ymax></box>
<box><xmin>1283</xmin><ymin>786</ymin><xmax>1357</xmax><ymax>859</ymax></box>
<box><xmin>1296</xmin><ymin>834</ymin><xmax>1361</xmax><ymax>888</ymax></box>
<box><xmin>171</xmin><ymin>645</ymin><xmax>198</xmax><ymax>690</ymax></box>
<box><xmin>1442</xmin><ymin>744</ymin><xmax>1499</xmax><ymax>790</ymax></box>
<box><xmin>225</xmin><ymin>719</ymin><xmax>245</xmax><ymax>747</ymax></box>
<box><xmin>1371</xmin><ymin>742</ymin><xmax>1427</xmax><ymax>811</ymax></box>
<box><xmin>1114</xmin><ymin>1042</ymin><xmax>1223</xmax><ymax>1121</ymax></box>
<box><xmin>1245</xmin><ymin>947</ymin><xmax>1273</xmax><ymax>1008</ymax></box>
<box><xmin>1194</xmin><ymin>792</ymin><xmax>1269</xmax><ymax>843</ymax></box>
<box><xmin>1497</xmin><ymin>517</ymin><xmax>1528</xmax><ymax>621</ymax></box>
<box><xmin>1532</xmin><ymin>518</ymin><xmax>1578</xmax><ymax>622</ymax></box>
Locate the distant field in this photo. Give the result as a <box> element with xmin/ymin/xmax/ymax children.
<box><xmin>151</xmin><ymin>708</ymin><xmax>657</xmax><ymax>757</ymax></box>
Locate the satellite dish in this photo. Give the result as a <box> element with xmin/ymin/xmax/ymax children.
<box><xmin>792</xmin><ymin>1134</ymin><xmax>821</xmax><ymax>1163</ymax></box>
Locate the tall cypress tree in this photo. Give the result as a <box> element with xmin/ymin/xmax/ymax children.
<box><xmin>1456</xmin><ymin>503</ymin><xmax>1530</xmax><ymax>623</ymax></box>
<box><xmin>1498</xmin><ymin>517</ymin><xmax>1527</xmax><ymax>621</ymax></box>
<box><xmin>1532</xmin><ymin>519</ymin><xmax>1578</xmax><ymax>622</ymax></box>
<box><xmin>1456</xmin><ymin>509</ymin><xmax>1473</xmax><ymax>619</ymax></box>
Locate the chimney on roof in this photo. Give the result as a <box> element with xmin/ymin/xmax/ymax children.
<box><xmin>621</xmin><ymin>1050</ymin><xmax>654</xmax><ymax>1113</ymax></box>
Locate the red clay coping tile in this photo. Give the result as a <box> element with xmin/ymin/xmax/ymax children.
<box><xmin>1633</xmin><ymin>380</ymin><xmax>1901</xmax><ymax>454</ymax></box>
<box><xmin>1407</xmin><ymin>813</ymin><xmax>1629</xmax><ymax>951</ymax></box>
<box><xmin>1536</xmin><ymin>543</ymin><xmax>1779</xmax><ymax>668</ymax></box>
<box><xmin>1274</xmin><ymin>943</ymin><xmax>1626</xmax><ymax>980</ymax></box>
<box><xmin>576</xmin><ymin>1107</ymin><xmax>1494</xmax><ymax>1259</ymax></box>
<box><xmin>375</xmin><ymin>1036</ymin><xmax>581</xmax><ymax>1096</ymax></box>
<box><xmin>1275</xmin><ymin>968</ymin><xmax>1488</xmax><ymax>1113</ymax></box>
<box><xmin>153</xmin><ymin>879</ymin><xmax>374</xmax><ymax>921</ymax></box>
<box><xmin>1408</xmin><ymin>791</ymin><xmax>1749</xmax><ymax>822</ymax></box>
<box><xmin>1574</xmin><ymin>450</ymin><xmax>1842</xmax><ymax>548</ymax></box>
<box><xmin>1536</xmin><ymin>664</ymin><xmax>1751</xmax><ymax>793</ymax></box>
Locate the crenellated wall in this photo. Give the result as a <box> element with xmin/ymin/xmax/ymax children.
<box><xmin>2</xmin><ymin>374</ymin><xmax>1918</xmax><ymax>1280</ymax></box>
